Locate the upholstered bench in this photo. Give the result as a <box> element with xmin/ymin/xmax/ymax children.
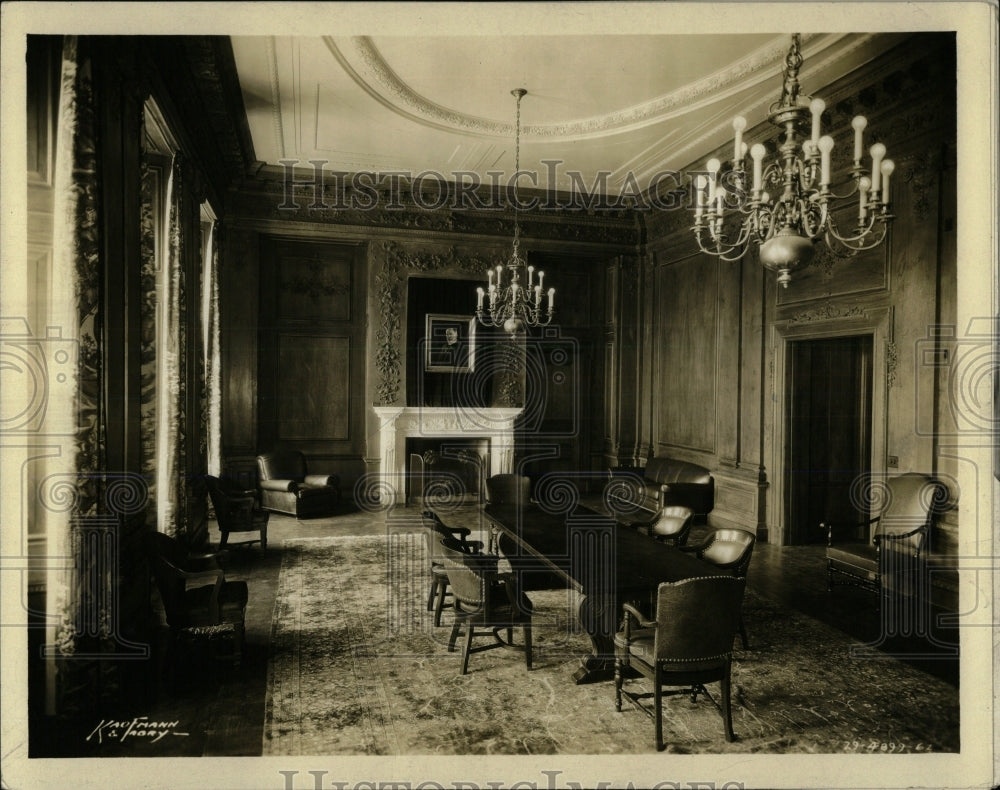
<box><xmin>606</xmin><ymin>457</ymin><xmax>715</xmax><ymax>526</ymax></box>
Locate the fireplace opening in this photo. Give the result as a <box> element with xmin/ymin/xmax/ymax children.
<box><xmin>406</xmin><ymin>437</ymin><xmax>489</xmax><ymax>504</ymax></box>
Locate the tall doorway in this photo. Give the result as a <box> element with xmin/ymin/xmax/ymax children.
<box><xmin>785</xmin><ymin>335</ymin><xmax>873</xmax><ymax>544</ymax></box>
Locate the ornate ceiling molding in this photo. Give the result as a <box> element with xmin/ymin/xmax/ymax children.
<box><xmin>324</xmin><ymin>34</ymin><xmax>859</xmax><ymax>143</ymax></box>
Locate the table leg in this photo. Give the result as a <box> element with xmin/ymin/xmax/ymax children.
<box><xmin>571</xmin><ymin>593</ymin><xmax>618</xmax><ymax>684</ymax></box>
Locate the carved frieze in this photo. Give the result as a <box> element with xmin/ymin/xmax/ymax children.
<box><xmin>787</xmin><ymin>303</ymin><xmax>867</xmax><ymax>325</ymax></box>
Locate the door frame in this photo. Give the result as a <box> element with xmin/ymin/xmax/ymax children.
<box><xmin>769</xmin><ymin>307</ymin><xmax>891</xmax><ymax>546</ymax></box>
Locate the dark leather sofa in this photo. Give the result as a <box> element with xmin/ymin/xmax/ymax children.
<box><xmin>607</xmin><ymin>456</ymin><xmax>715</xmax><ymax>524</ymax></box>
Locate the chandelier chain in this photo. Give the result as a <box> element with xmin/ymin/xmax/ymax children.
<box><xmin>475</xmin><ymin>88</ymin><xmax>555</xmax><ymax>334</ymax></box>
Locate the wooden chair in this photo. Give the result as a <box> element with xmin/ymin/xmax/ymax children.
<box><xmin>436</xmin><ymin>535</ymin><xmax>532</xmax><ymax>675</ymax></box>
<box><xmin>146</xmin><ymin>532</ymin><xmax>249</xmax><ymax>681</ymax></box>
<box><xmin>822</xmin><ymin>473</ymin><xmax>946</xmax><ymax>597</ymax></box>
<box><xmin>421</xmin><ymin>510</ymin><xmax>483</xmax><ymax>627</ymax></box>
<box><xmin>681</xmin><ymin>528</ymin><xmax>755</xmax><ymax>648</ymax></box>
<box><xmin>614</xmin><ymin>575</ymin><xmax>746</xmax><ymax>751</ymax></box>
<box><xmin>206</xmin><ymin>475</ymin><xmax>269</xmax><ymax>551</ymax></box>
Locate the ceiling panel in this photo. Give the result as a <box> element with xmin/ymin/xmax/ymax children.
<box><xmin>231</xmin><ymin>32</ymin><xmax>907</xmax><ymax>195</ymax></box>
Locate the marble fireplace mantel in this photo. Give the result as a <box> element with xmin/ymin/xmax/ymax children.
<box><xmin>372</xmin><ymin>406</ymin><xmax>523</xmax><ymax>502</ymax></box>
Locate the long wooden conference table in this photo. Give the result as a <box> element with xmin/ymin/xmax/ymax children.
<box><xmin>475</xmin><ymin>502</ymin><xmax>723</xmax><ymax>684</ymax></box>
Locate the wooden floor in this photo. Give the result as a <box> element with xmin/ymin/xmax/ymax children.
<box><xmin>28</xmin><ymin>504</ymin><xmax>960</xmax><ymax>756</ymax></box>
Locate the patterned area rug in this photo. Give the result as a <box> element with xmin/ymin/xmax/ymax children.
<box><xmin>262</xmin><ymin>534</ymin><xmax>959</xmax><ymax>755</ymax></box>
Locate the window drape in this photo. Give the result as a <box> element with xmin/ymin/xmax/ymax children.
<box><xmin>48</xmin><ymin>34</ymin><xmax>106</xmax><ymax>659</ymax></box>
<box><xmin>201</xmin><ymin>219</ymin><xmax>222</xmax><ymax>477</ymax></box>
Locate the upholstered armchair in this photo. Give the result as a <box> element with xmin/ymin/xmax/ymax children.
<box><xmin>256</xmin><ymin>450</ymin><xmax>341</xmax><ymax>519</ymax></box>
<box><xmin>822</xmin><ymin>473</ymin><xmax>946</xmax><ymax>596</ymax></box>
<box><xmin>614</xmin><ymin>575</ymin><xmax>746</xmax><ymax>751</ymax></box>
<box><xmin>206</xmin><ymin>475</ymin><xmax>269</xmax><ymax>551</ymax></box>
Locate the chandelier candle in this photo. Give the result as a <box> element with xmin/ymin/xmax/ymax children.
<box><xmin>476</xmin><ymin>88</ymin><xmax>555</xmax><ymax>334</ymax></box>
<box><xmin>692</xmin><ymin>34</ymin><xmax>895</xmax><ymax>288</ymax></box>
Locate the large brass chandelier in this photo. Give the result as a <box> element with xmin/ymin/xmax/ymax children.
<box><xmin>476</xmin><ymin>89</ymin><xmax>555</xmax><ymax>334</ymax></box>
<box><xmin>693</xmin><ymin>34</ymin><xmax>895</xmax><ymax>287</ymax></box>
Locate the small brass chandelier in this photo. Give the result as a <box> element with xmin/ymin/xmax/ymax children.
<box><xmin>692</xmin><ymin>34</ymin><xmax>895</xmax><ymax>287</ymax></box>
<box><xmin>476</xmin><ymin>88</ymin><xmax>555</xmax><ymax>334</ymax></box>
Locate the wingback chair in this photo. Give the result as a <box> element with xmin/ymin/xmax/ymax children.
<box><xmin>823</xmin><ymin>473</ymin><xmax>947</xmax><ymax>596</ymax></box>
<box><xmin>256</xmin><ymin>450</ymin><xmax>341</xmax><ymax>519</ymax></box>
<box><xmin>614</xmin><ymin>575</ymin><xmax>746</xmax><ymax>751</ymax></box>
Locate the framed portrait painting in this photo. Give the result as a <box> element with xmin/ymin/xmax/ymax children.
<box><xmin>425</xmin><ymin>314</ymin><xmax>476</xmax><ymax>373</ymax></box>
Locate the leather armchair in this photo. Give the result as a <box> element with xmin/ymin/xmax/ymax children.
<box><xmin>437</xmin><ymin>535</ymin><xmax>532</xmax><ymax>675</ymax></box>
<box><xmin>644</xmin><ymin>505</ymin><xmax>694</xmax><ymax>547</ymax></box>
<box><xmin>256</xmin><ymin>450</ymin><xmax>341</xmax><ymax>519</ymax></box>
<box><xmin>681</xmin><ymin>527</ymin><xmax>756</xmax><ymax>648</ymax></box>
<box><xmin>614</xmin><ymin>575</ymin><xmax>746</xmax><ymax>750</ymax></box>
<box><xmin>422</xmin><ymin>510</ymin><xmax>483</xmax><ymax>627</ymax></box>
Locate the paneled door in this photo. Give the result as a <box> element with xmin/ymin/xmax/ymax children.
<box><xmin>785</xmin><ymin>335</ymin><xmax>873</xmax><ymax>544</ymax></box>
<box><xmin>257</xmin><ymin>236</ymin><xmax>367</xmax><ymax>474</ymax></box>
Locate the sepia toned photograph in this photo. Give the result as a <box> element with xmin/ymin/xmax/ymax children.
<box><xmin>0</xmin><ymin>3</ymin><xmax>996</xmax><ymax>790</ymax></box>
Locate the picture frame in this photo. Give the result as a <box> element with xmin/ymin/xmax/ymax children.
<box><xmin>424</xmin><ymin>313</ymin><xmax>476</xmax><ymax>373</ymax></box>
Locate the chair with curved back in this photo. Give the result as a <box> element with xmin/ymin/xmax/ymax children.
<box><xmin>822</xmin><ymin>473</ymin><xmax>947</xmax><ymax>599</ymax></box>
<box><xmin>614</xmin><ymin>575</ymin><xmax>746</xmax><ymax>751</ymax></box>
<box><xmin>681</xmin><ymin>527</ymin><xmax>756</xmax><ymax>648</ymax></box>
<box><xmin>256</xmin><ymin>450</ymin><xmax>341</xmax><ymax>519</ymax></box>
<box><xmin>206</xmin><ymin>475</ymin><xmax>269</xmax><ymax>551</ymax></box>
<box><xmin>421</xmin><ymin>510</ymin><xmax>483</xmax><ymax>627</ymax></box>
<box><xmin>145</xmin><ymin>531</ymin><xmax>249</xmax><ymax>682</ymax></box>
<box><xmin>644</xmin><ymin>505</ymin><xmax>694</xmax><ymax>547</ymax></box>
<box><xmin>436</xmin><ymin>535</ymin><xmax>532</xmax><ymax>675</ymax></box>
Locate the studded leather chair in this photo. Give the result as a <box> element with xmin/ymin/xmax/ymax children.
<box><xmin>614</xmin><ymin>575</ymin><xmax>746</xmax><ymax>751</ymax></box>
<box><xmin>681</xmin><ymin>528</ymin><xmax>756</xmax><ymax>648</ymax></box>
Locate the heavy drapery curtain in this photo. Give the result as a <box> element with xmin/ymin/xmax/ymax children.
<box><xmin>48</xmin><ymin>35</ymin><xmax>105</xmax><ymax>660</ymax></box>
<box><xmin>141</xmin><ymin>147</ymin><xmax>194</xmax><ymax>538</ymax></box>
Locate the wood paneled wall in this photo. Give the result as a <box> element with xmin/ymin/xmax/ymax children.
<box><xmin>641</xmin><ymin>34</ymin><xmax>959</xmax><ymax>564</ymax></box>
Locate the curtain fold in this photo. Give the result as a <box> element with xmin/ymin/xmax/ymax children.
<box><xmin>49</xmin><ymin>34</ymin><xmax>106</xmax><ymax>659</ymax></box>
<box><xmin>139</xmin><ymin>156</ymin><xmax>159</xmax><ymax>528</ymax></box>
<box><xmin>202</xmin><ymin>219</ymin><xmax>222</xmax><ymax>477</ymax></box>
<box><xmin>154</xmin><ymin>155</ymin><xmax>187</xmax><ymax>537</ymax></box>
